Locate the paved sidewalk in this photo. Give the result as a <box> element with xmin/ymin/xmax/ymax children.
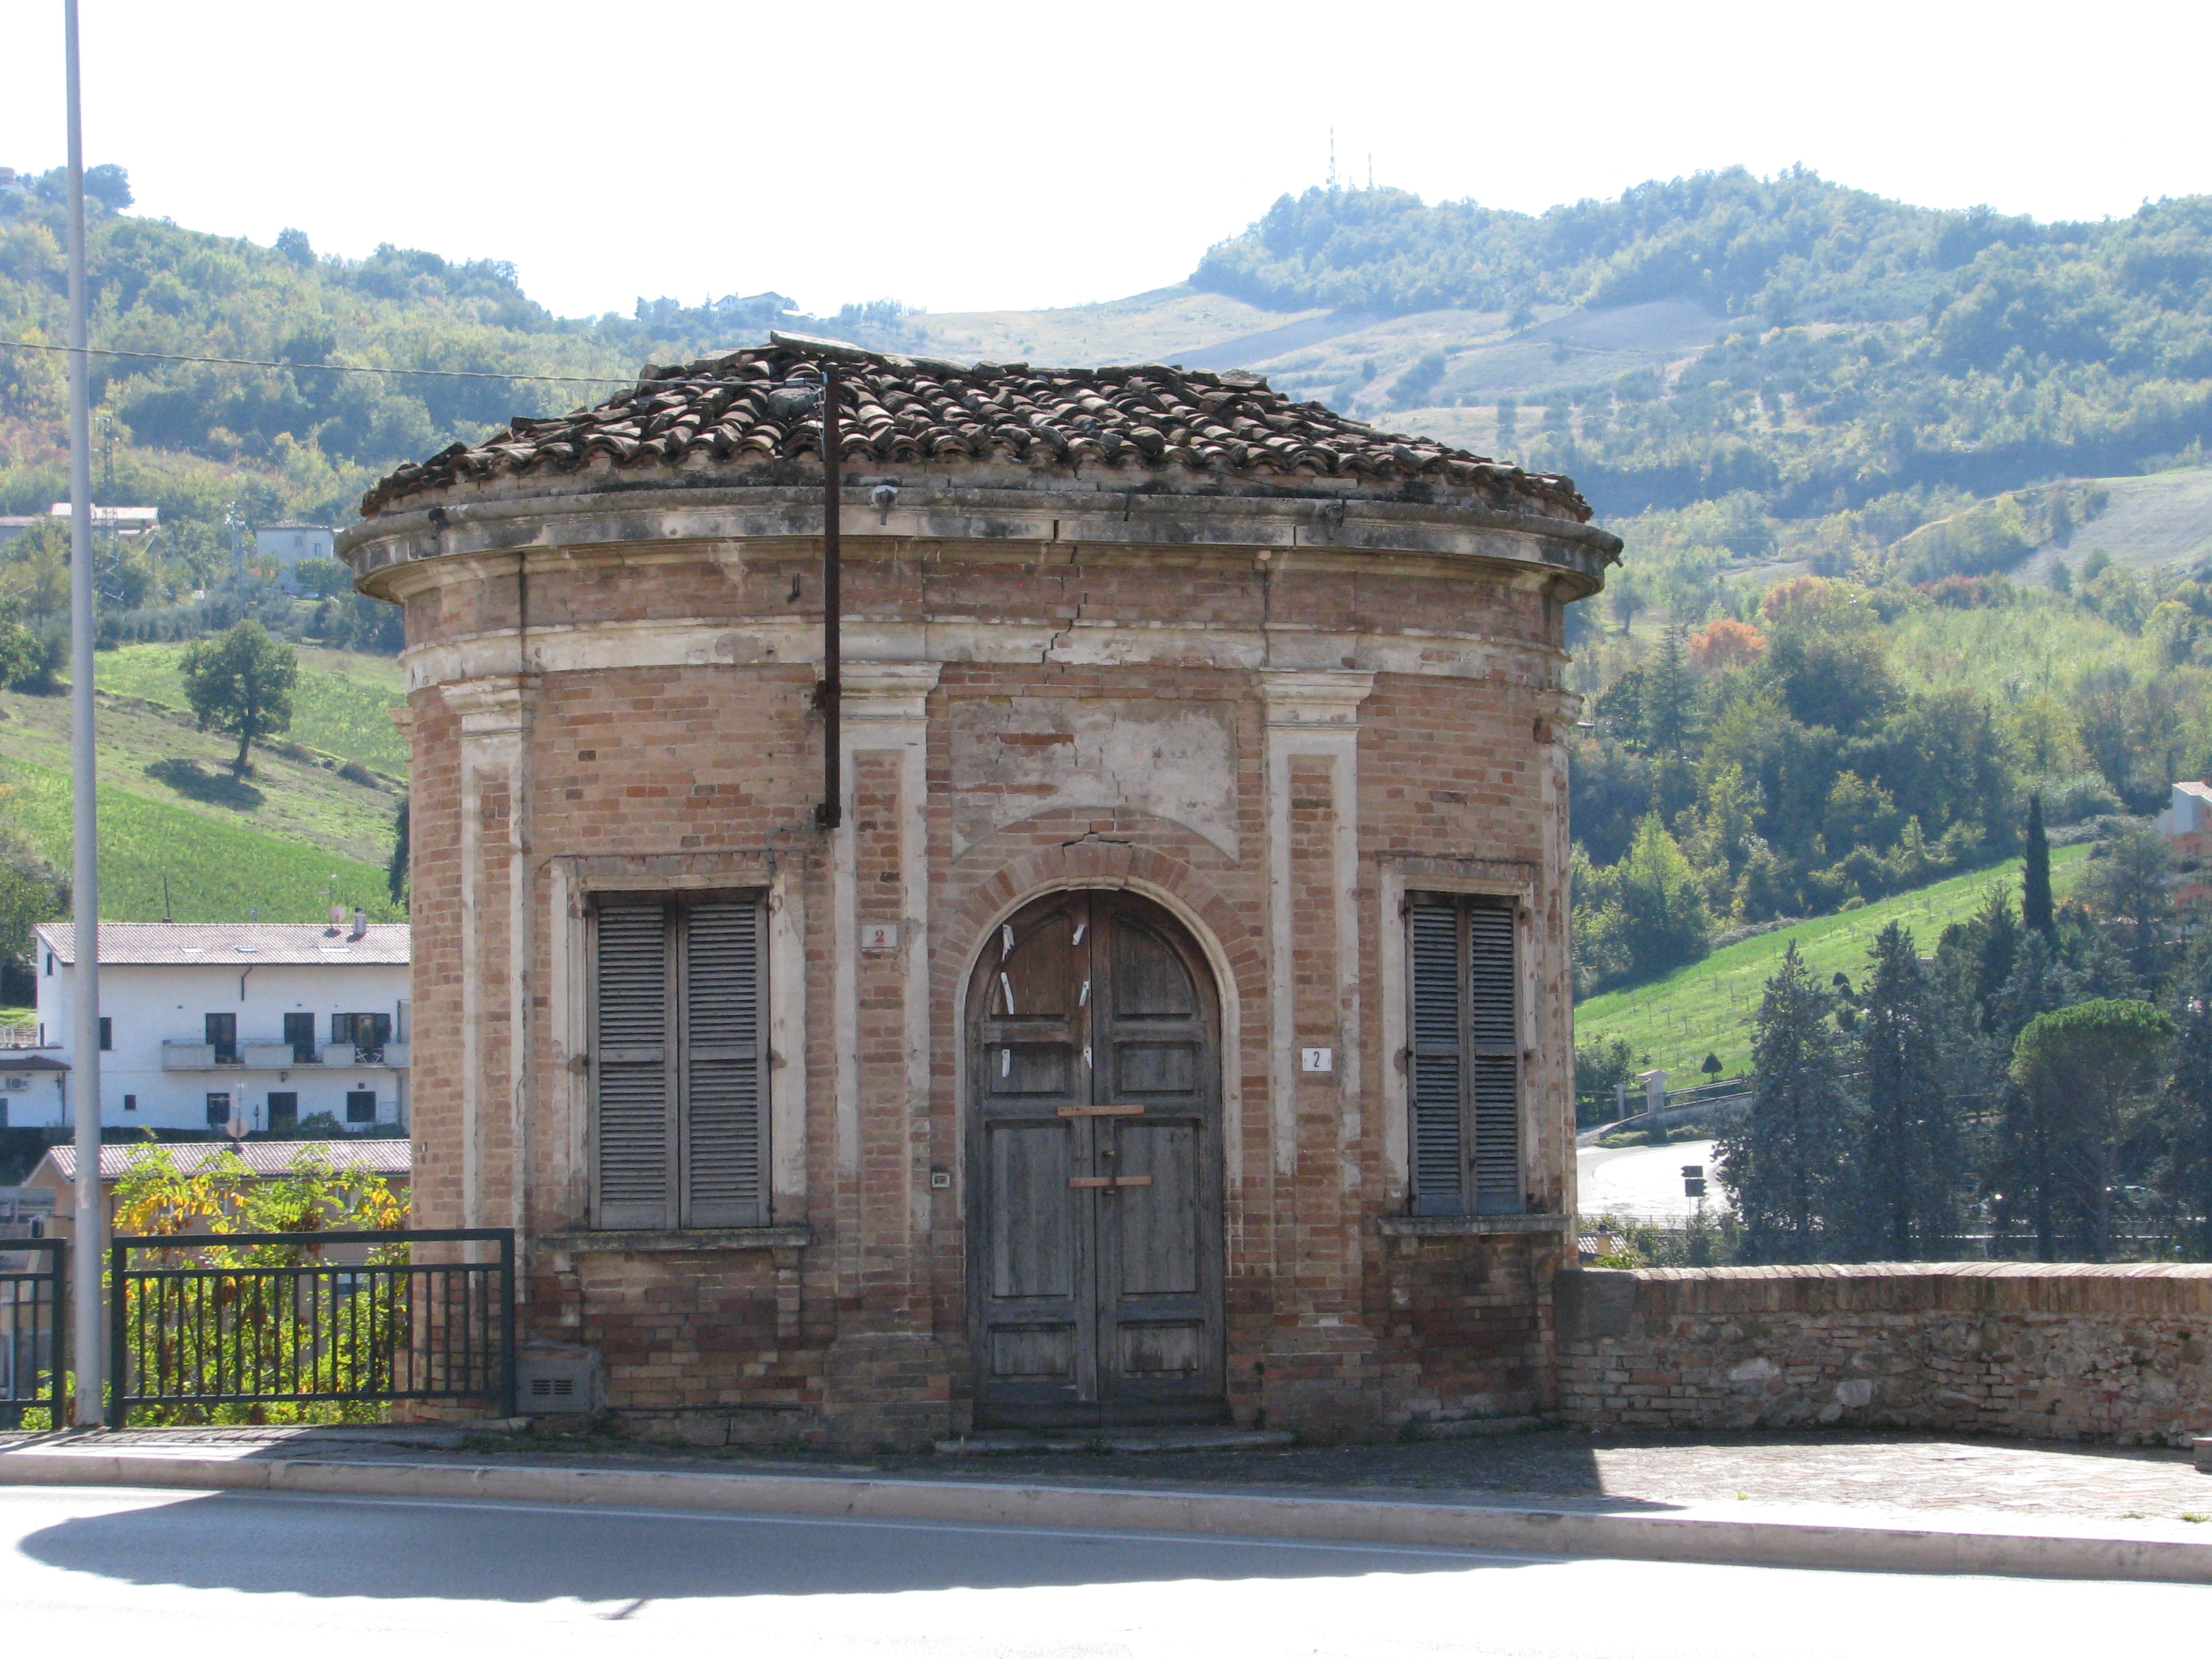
<box><xmin>7</xmin><ymin>1422</ymin><xmax>2209</xmax><ymax>1522</ymax></box>
<box><xmin>6</xmin><ymin>1422</ymin><xmax>2212</xmax><ymax>1583</ymax></box>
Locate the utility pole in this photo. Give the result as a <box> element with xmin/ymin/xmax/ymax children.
<box><xmin>62</xmin><ymin>0</ymin><xmax>106</xmax><ymax>1429</ymax></box>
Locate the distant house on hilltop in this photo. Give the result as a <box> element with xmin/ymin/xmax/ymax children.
<box><xmin>2157</xmin><ymin>778</ymin><xmax>2212</xmax><ymax>906</ymax></box>
<box><xmin>45</xmin><ymin>504</ymin><xmax>158</xmax><ymax>537</ymax></box>
<box><xmin>255</xmin><ymin>521</ymin><xmax>337</xmax><ymax>592</ymax></box>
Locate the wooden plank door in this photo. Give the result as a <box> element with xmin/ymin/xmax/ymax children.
<box><xmin>1090</xmin><ymin>898</ymin><xmax>1225</xmax><ymax>1422</ymax></box>
<box><xmin>968</xmin><ymin>890</ymin><xmax>1224</xmax><ymax>1428</ymax></box>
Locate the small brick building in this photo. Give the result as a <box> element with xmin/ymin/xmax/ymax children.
<box><xmin>340</xmin><ymin>335</ymin><xmax>1618</xmax><ymax>1445</ymax></box>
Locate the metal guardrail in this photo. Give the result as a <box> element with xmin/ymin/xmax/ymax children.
<box><xmin>106</xmin><ymin>1227</ymin><xmax>514</xmax><ymax>1428</ymax></box>
<box><xmin>0</xmin><ymin>1237</ymin><xmax>64</xmax><ymax>1428</ymax></box>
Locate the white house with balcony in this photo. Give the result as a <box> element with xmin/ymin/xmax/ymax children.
<box><xmin>26</xmin><ymin>920</ymin><xmax>410</xmax><ymax>1134</ymax></box>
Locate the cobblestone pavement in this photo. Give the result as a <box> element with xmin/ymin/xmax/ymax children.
<box><xmin>12</xmin><ymin>1425</ymin><xmax>2212</xmax><ymax>1524</ymax></box>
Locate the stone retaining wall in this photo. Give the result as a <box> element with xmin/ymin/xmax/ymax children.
<box><xmin>1556</xmin><ymin>1264</ymin><xmax>2212</xmax><ymax>1446</ymax></box>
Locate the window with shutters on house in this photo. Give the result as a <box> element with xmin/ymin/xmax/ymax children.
<box><xmin>1406</xmin><ymin>893</ymin><xmax>1522</xmax><ymax>1216</ymax></box>
<box><xmin>591</xmin><ymin>890</ymin><xmax>770</xmax><ymax>1231</ymax></box>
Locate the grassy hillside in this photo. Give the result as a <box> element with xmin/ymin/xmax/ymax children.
<box><xmin>92</xmin><ymin>642</ymin><xmax>407</xmax><ymax>776</ymax></box>
<box><xmin>2015</xmin><ymin>468</ymin><xmax>2212</xmax><ymax>579</ymax></box>
<box><xmin>0</xmin><ymin>687</ymin><xmax>400</xmax><ymax>870</ymax></box>
<box><xmin>1575</xmin><ymin>844</ymin><xmax>2089</xmax><ymax>1082</ymax></box>
<box><xmin>0</xmin><ymin>754</ymin><xmax>397</xmax><ymax>922</ymax></box>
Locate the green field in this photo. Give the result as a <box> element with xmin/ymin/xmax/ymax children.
<box><xmin>1575</xmin><ymin>844</ymin><xmax>2091</xmax><ymax>1082</ymax></box>
<box><xmin>0</xmin><ymin>754</ymin><xmax>399</xmax><ymax>923</ymax></box>
<box><xmin>95</xmin><ymin>643</ymin><xmax>408</xmax><ymax>776</ymax></box>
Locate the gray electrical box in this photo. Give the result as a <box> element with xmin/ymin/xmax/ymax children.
<box><xmin>516</xmin><ymin>1349</ymin><xmax>602</xmax><ymax>1416</ymax></box>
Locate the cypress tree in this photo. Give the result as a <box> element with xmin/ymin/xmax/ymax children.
<box><xmin>2023</xmin><ymin>794</ymin><xmax>2055</xmax><ymax>942</ymax></box>
<box><xmin>1644</xmin><ymin>623</ymin><xmax>1695</xmax><ymax>755</ymax></box>
<box><xmin>386</xmin><ymin>796</ymin><xmax>410</xmax><ymax>909</ymax></box>
<box><xmin>1855</xmin><ymin>922</ymin><xmax>1963</xmax><ymax>1258</ymax></box>
<box><xmin>1718</xmin><ymin>941</ymin><xmax>1859</xmax><ymax>1262</ymax></box>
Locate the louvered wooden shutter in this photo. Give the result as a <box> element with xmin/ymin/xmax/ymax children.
<box><xmin>1406</xmin><ymin>896</ymin><xmax>1522</xmax><ymax>1216</ymax></box>
<box><xmin>679</xmin><ymin>897</ymin><xmax>767</xmax><ymax>1227</ymax></box>
<box><xmin>1466</xmin><ymin>903</ymin><xmax>1521</xmax><ymax>1212</ymax></box>
<box><xmin>594</xmin><ymin>899</ymin><xmax>676</xmax><ymax>1228</ymax></box>
<box><xmin>1408</xmin><ymin>905</ymin><xmax>1465</xmax><ymax>1216</ymax></box>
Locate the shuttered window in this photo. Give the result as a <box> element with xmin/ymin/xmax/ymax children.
<box><xmin>1406</xmin><ymin>894</ymin><xmax>1521</xmax><ymax>1216</ymax></box>
<box><xmin>592</xmin><ymin>891</ymin><xmax>769</xmax><ymax>1230</ymax></box>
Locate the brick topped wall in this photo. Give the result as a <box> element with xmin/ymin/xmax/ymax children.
<box><xmin>1557</xmin><ymin>1264</ymin><xmax>2212</xmax><ymax>1446</ymax></box>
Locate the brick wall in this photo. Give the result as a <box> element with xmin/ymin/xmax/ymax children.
<box><xmin>1557</xmin><ymin>1264</ymin><xmax>2212</xmax><ymax>1446</ymax></box>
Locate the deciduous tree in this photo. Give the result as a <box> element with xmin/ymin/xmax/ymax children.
<box><xmin>178</xmin><ymin>620</ymin><xmax>297</xmax><ymax>776</ymax></box>
<box><xmin>2010</xmin><ymin>998</ymin><xmax>2175</xmax><ymax>1258</ymax></box>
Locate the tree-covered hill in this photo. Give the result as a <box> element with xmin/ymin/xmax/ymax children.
<box><xmin>0</xmin><ymin>165</ymin><xmax>910</xmax><ymax>529</ymax></box>
<box><xmin>1193</xmin><ymin>169</ymin><xmax>2212</xmax><ymax>517</ymax></box>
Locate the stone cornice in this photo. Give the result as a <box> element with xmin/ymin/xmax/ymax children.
<box><xmin>1254</xmin><ymin>668</ymin><xmax>1376</xmax><ymax>729</ymax></box>
<box><xmin>441</xmin><ymin>672</ymin><xmax>539</xmax><ymax>741</ymax></box>
<box><xmin>396</xmin><ymin>618</ymin><xmax>1565</xmax><ymax>697</ymax></box>
<box><xmin>339</xmin><ymin>480</ymin><xmax>1617</xmax><ymax>605</ymax></box>
<box><xmin>840</xmin><ymin>661</ymin><xmax>942</xmax><ymax>726</ymax></box>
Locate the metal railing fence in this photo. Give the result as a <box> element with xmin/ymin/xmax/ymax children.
<box><xmin>106</xmin><ymin>1228</ymin><xmax>514</xmax><ymax>1428</ymax></box>
<box><xmin>0</xmin><ymin>1237</ymin><xmax>64</xmax><ymax>1427</ymax></box>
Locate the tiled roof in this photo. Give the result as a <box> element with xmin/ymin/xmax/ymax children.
<box><xmin>40</xmin><ymin>1139</ymin><xmax>412</xmax><ymax>1183</ymax></box>
<box><xmin>35</xmin><ymin>922</ymin><xmax>410</xmax><ymax>967</ymax></box>
<box><xmin>360</xmin><ymin>333</ymin><xmax>1593</xmax><ymax>523</ymax></box>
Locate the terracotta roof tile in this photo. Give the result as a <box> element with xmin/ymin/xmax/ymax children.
<box><xmin>360</xmin><ymin>335</ymin><xmax>1592</xmax><ymax>523</ymax></box>
<box><xmin>42</xmin><ymin>1139</ymin><xmax>413</xmax><ymax>1183</ymax></box>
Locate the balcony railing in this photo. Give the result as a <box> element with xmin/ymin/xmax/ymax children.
<box><xmin>161</xmin><ymin>1040</ymin><xmax>411</xmax><ymax>1071</ymax></box>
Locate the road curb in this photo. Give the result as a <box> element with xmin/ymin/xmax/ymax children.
<box><xmin>3</xmin><ymin>1449</ymin><xmax>2208</xmax><ymax>1583</ymax></box>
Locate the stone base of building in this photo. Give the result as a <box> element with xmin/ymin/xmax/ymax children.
<box><xmin>494</xmin><ymin>1234</ymin><xmax>1563</xmax><ymax>1451</ymax></box>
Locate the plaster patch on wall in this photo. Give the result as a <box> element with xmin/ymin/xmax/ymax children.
<box><xmin>947</xmin><ymin>699</ymin><xmax>1239</xmax><ymax>859</ymax></box>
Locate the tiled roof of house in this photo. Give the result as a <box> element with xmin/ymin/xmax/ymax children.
<box><xmin>35</xmin><ymin>922</ymin><xmax>410</xmax><ymax>966</ymax></box>
<box><xmin>40</xmin><ymin>1138</ymin><xmax>412</xmax><ymax>1183</ymax></box>
<box><xmin>359</xmin><ymin>333</ymin><xmax>1593</xmax><ymax>523</ymax></box>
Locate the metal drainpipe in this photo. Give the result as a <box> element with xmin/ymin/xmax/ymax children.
<box><xmin>816</xmin><ymin>361</ymin><xmax>842</xmax><ymax>832</ymax></box>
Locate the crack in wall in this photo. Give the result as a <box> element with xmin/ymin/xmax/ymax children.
<box><xmin>1042</xmin><ymin>544</ymin><xmax>1086</xmax><ymax>668</ymax></box>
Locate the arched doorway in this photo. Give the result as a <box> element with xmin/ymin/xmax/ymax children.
<box><xmin>966</xmin><ymin>888</ymin><xmax>1226</xmax><ymax>1428</ymax></box>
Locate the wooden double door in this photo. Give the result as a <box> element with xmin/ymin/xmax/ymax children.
<box><xmin>966</xmin><ymin>890</ymin><xmax>1225</xmax><ymax>1427</ymax></box>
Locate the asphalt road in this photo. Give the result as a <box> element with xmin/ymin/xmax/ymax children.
<box><xmin>1578</xmin><ymin>1136</ymin><xmax>1724</xmax><ymax>1224</ymax></box>
<box><xmin>2</xmin><ymin>1483</ymin><xmax>2207</xmax><ymax>1657</ymax></box>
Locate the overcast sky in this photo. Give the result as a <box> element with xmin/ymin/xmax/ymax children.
<box><xmin>4</xmin><ymin>0</ymin><xmax>2207</xmax><ymax>321</ymax></box>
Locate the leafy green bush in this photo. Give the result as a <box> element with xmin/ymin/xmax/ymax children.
<box><xmin>106</xmin><ymin>1143</ymin><xmax>408</xmax><ymax>1425</ymax></box>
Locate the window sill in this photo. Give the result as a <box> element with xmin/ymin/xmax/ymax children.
<box><xmin>545</xmin><ymin>1226</ymin><xmax>813</xmax><ymax>1254</ymax></box>
<box><xmin>1376</xmin><ymin>1213</ymin><xmax>1572</xmax><ymax>1238</ymax></box>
